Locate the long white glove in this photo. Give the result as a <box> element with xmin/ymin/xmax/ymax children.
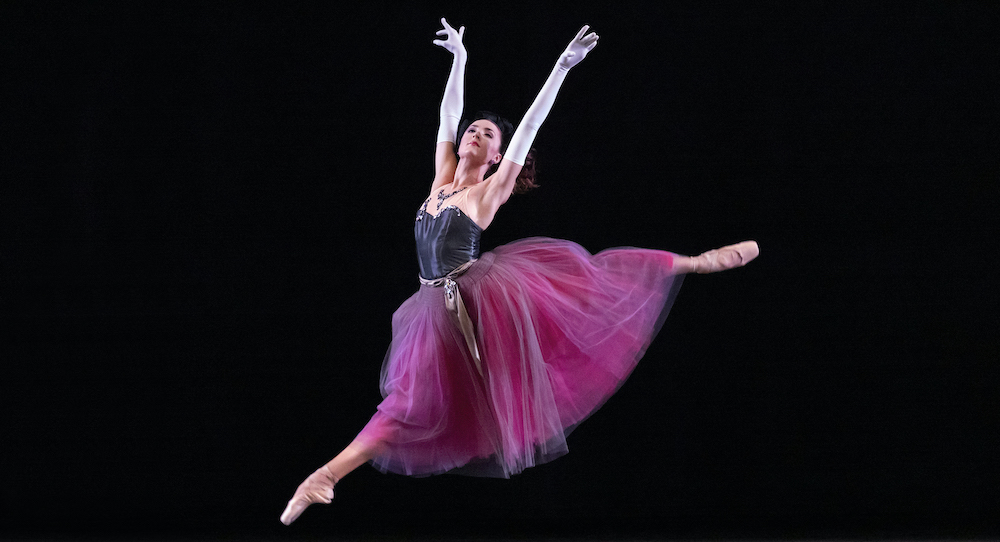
<box><xmin>505</xmin><ymin>25</ymin><xmax>599</xmax><ymax>165</ymax></box>
<box><xmin>433</xmin><ymin>18</ymin><xmax>467</xmax><ymax>144</ymax></box>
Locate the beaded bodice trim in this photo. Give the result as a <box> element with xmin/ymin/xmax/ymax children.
<box><xmin>416</xmin><ymin>192</ymin><xmax>481</xmax><ymax>227</ymax></box>
<box><xmin>435</xmin><ymin>186</ymin><xmax>469</xmax><ymax>210</ymax></box>
<box><xmin>416</xmin><ymin>202</ymin><xmax>477</xmax><ymax>224</ymax></box>
<box><xmin>416</xmin><ymin>185</ymin><xmax>475</xmax><ymax>220</ymax></box>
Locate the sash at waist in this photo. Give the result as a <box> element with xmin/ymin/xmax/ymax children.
<box><xmin>418</xmin><ymin>259</ymin><xmax>483</xmax><ymax>377</ymax></box>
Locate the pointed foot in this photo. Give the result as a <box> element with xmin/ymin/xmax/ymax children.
<box><xmin>279</xmin><ymin>466</ymin><xmax>338</xmax><ymax>525</ymax></box>
<box><xmin>693</xmin><ymin>240</ymin><xmax>759</xmax><ymax>273</ymax></box>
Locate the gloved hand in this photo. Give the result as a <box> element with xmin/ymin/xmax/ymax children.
<box><xmin>557</xmin><ymin>25</ymin><xmax>599</xmax><ymax>71</ymax></box>
<box><xmin>433</xmin><ymin>17</ymin><xmax>467</xmax><ymax>59</ymax></box>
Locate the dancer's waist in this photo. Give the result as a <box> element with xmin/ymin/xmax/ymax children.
<box><xmin>418</xmin><ymin>258</ymin><xmax>478</xmax><ymax>287</ymax></box>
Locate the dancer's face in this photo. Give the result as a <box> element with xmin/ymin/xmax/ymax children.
<box><xmin>458</xmin><ymin>120</ymin><xmax>503</xmax><ymax>166</ymax></box>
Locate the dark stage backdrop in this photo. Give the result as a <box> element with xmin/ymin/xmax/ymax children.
<box><xmin>3</xmin><ymin>1</ymin><xmax>997</xmax><ymax>539</ymax></box>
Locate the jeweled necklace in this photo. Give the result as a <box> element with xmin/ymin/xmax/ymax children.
<box><xmin>436</xmin><ymin>186</ymin><xmax>469</xmax><ymax>211</ymax></box>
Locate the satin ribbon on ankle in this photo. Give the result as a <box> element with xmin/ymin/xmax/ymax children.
<box><xmin>419</xmin><ymin>260</ymin><xmax>484</xmax><ymax>378</ymax></box>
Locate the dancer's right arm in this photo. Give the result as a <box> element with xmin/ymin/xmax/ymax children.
<box><xmin>432</xmin><ymin>18</ymin><xmax>466</xmax><ymax>190</ymax></box>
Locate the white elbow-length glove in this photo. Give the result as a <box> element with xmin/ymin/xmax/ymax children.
<box><xmin>505</xmin><ymin>25</ymin><xmax>599</xmax><ymax>165</ymax></box>
<box><xmin>433</xmin><ymin>18</ymin><xmax>467</xmax><ymax>144</ymax></box>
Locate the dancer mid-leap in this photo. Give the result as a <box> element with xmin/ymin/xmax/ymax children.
<box><xmin>280</xmin><ymin>19</ymin><xmax>758</xmax><ymax>526</ymax></box>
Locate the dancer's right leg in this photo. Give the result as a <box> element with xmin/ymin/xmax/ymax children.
<box><xmin>279</xmin><ymin>436</ymin><xmax>385</xmax><ymax>525</ymax></box>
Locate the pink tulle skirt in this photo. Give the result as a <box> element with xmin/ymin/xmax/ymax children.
<box><xmin>357</xmin><ymin>237</ymin><xmax>684</xmax><ymax>478</ymax></box>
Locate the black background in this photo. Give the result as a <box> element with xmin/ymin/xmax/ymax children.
<box><xmin>3</xmin><ymin>1</ymin><xmax>998</xmax><ymax>540</ymax></box>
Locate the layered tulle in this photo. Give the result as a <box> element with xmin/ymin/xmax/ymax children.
<box><xmin>356</xmin><ymin>237</ymin><xmax>684</xmax><ymax>478</ymax></box>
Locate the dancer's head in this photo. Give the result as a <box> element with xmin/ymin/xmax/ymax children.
<box><xmin>457</xmin><ymin>110</ymin><xmax>537</xmax><ymax>193</ymax></box>
<box><xmin>458</xmin><ymin>111</ymin><xmax>513</xmax><ymax>155</ymax></box>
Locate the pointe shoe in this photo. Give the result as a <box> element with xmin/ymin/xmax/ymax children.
<box><xmin>280</xmin><ymin>465</ymin><xmax>339</xmax><ymax>526</ymax></box>
<box><xmin>693</xmin><ymin>240</ymin><xmax>759</xmax><ymax>273</ymax></box>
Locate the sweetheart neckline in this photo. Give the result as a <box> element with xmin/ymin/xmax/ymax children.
<box><xmin>416</xmin><ymin>205</ymin><xmax>484</xmax><ymax>231</ymax></box>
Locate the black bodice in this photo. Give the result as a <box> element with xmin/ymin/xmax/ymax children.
<box><xmin>415</xmin><ymin>205</ymin><xmax>482</xmax><ymax>280</ymax></box>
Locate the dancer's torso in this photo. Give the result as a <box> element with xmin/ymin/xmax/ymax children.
<box><xmin>415</xmin><ymin>197</ymin><xmax>482</xmax><ymax>280</ymax></box>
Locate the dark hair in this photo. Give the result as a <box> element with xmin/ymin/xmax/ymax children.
<box><xmin>457</xmin><ymin>110</ymin><xmax>538</xmax><ymax>194</ymax></box>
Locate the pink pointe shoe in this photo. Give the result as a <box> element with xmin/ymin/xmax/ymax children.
<box><xmin>693</xmin><ymin>240</ymin><xmax>759</xmax><ymax>273</ymax></box>
<box><xmin>280</xmin><ymin>465</ymin><xmax>339</xmax><ymax>525</ymax></box>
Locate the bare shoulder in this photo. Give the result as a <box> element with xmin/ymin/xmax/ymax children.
<box><xmin>466</xmin><ymin>176</ymin><xmax>493</xmax><ymax>201</ymax></box>
<box><xmin>478</xmin><ymin>164</ymin><xmax>518</xmax><ymax>210</ymax></box>
<box><xmin>465</xmin><ymin>178</ymin><xmax>502</xmax><ymax>228</ymax></box>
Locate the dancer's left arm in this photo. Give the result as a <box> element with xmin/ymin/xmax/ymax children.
<box><xmin>479</xmin><ymin>25</ymin><xmax>599</xmax><ymax>213</ymax></box>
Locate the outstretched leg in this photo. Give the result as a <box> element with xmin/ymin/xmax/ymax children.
<box><xmin>673</xmin><ymin>240</ymin><xmax>759</xmax><ymax>274</ymax></box>
<box><xmin>280</xmin><ymin>437</ymin><xmax>384</xmax><ymax>525</ymax></box>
